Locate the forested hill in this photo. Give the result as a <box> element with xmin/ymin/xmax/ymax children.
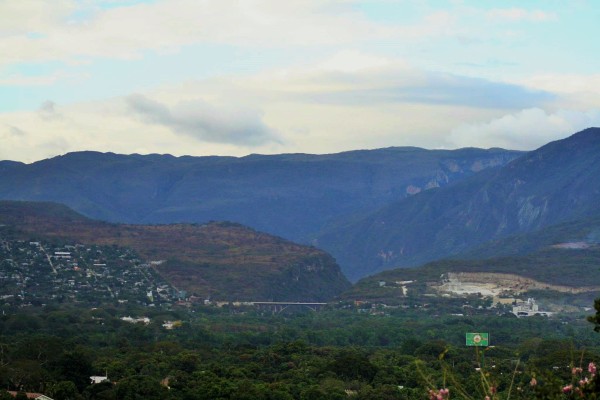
<box><xmin>339</xmin><ymin>213</ymin><xmax>600</xmax><ymax>305</ymax></box>
<box><xmin>0</xmin><ymin>201</ymin><xmax>350</xmax><ymax>301</ymax></box>
<box><xmin>0</xmin><ymin>147</ymin><xmax>521</xmax><ymax>242</ymax></box>
<box><xmin>317</xmin><ymin>127</ymin><xmax>600</xmax><ymax>280</ymax></box>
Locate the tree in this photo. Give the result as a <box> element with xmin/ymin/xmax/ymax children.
<box><xmin>0</xmin><ymin>391</ymin><xmax>14</xmax><ymax>400</ymax></box>
<box><xmin>49</xmin><ymin>381</ymin><xmax>80</xmax><ymax>400</ymax></box>
<box><xmin>329</xmin><ymin>350</ymin><xmax>378</xmax><ymax>382</ymax></box>
<box><xmin>15</xmin><ymin>393</ymin><xmax>28</xmax><ymax>400</ymax></box>
<box><xmin>82</xmin><ymin>381</ymin><xmax>115</xmax><ymax>400</ymax></box>
<box><xmin>115</xmin><ymin>376</ymin><xmax>169</xmax><ymax>400</ymax></box>
<box><xmin>588</xmin><ymin>298</ymin><xmax>600</xmax><ymax>332</ymax></box>
<box><xmin>55</xmin><ymin>348</ymin><xmax>94</xmax><ymax>391</ymax></box>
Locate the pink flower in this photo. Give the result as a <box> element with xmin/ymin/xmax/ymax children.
<box><xmin>484</xmin><ymin>396</ymin><xmax>490</xmax><ymax>400</ymax></box>
<box><xmin>563</xmin><ymin>384</ymin><xmax>573</xmax><ymax>394</ymax></box>
<box><xmin>572</xmin><ymin>367</ymin><xmax>583</xmax><ymax>375</ymax></box>
<box><xmin>579</xmin><ymin>377</ymin><xmax>589</xmax><ymax>386</ymax></box>
<box><xmin>428</xmin><ymin>388</ymin><xmax>449</xmax><ymax>400</ymax></box>
<box><xmin>589</xmin><ymin>362</ymin><xmax>597</xmax><ymax>375</ymax></box>
<box><xmin>530</xmin><ymin>377</ymin><xmax>537</xmax><ymax>387</ymax></box>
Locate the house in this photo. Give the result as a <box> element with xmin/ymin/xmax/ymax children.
<box><xmin>512</xmin><ymin>298</ymin><xmax>552</xmax><ymax>317</ymax></box>
<box><xmin>90</xmin><ymin>375</ymin><xmax>109</xmax><ymax>384</ymax></box>
<box><xmin>8</xmin><ymin>392</ymin><xmax>54</xmax><ymax>400</ymax></box>
<box><xmin>53</xmin><ymin>251</ymin><xmax>71</xmax><ymax>259</ymax></box>
<box><xmin>121</xmin><ymin>316</ymin><xmax>150</xmax><ymax>324</ymax></box>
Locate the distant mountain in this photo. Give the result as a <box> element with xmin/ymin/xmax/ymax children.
<box><xmin>341</xmin><ymin>246</ymin><xmax>600</xmax><ymax>305</ymax></box>
<box><xmin>0</xmin><ymin>201</ymin><xmax>350</xmax><ymax>301</ymax></box>
<box><xmin>461</xmin><ymin>214</ymin><xmax>600</xmax><ymax>260</ymax></box>
<box><xmin>0</xmin><ymin>147</ymin><xmax>521</xmax><ymax>243</ymax></box>
<box><xmin>317</xmin><ymin>128</ymin><xmax>600</xmax><ymax>280</ymax></box>
<box><xmin>340</xmin><ymin>213</ymin><xmax>600</xmax><ymax>306</ymax></box>
<box><xmin>0</xmin><ymin>160</ymin><xmax>24</xmax><ymax>173</ymax></box>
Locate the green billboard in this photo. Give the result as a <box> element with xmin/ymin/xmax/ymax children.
<box><xmin>465</xmin><ymin>332</ymin><xmax>489</xmax><ymax>346</ymax></box>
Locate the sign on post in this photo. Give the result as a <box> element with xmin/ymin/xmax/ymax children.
<box><xmin>466</xmin><ymin>332</ymin><xmax>489</xmax><ymax>346</ymax></box>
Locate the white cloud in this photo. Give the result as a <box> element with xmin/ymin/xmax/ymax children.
<box><xmin>315</xmin><ymin>50</ymin><xmax>393</xmax><ymax>73</ymax></box>
<box><xmin>0</xmin><ymin>52</ymin><xmax>587</xmax><ymax>163</ymax></box>
<box><xmin>0</xmin><ymin>0</ymin><xmax>463</xmax><ymax>67</ymax></box>
<box><xmin>0</xmin><ymin>0</ymin><xmax>76</xmax><ymax>35</ymax></box>
<box><xmin>125</xmin><ymin>94</ymin><xmax>281</xmax><ymax>146</ymax></box>
<box><xmin>0</xmin><ymin>0</ymin><xmax>384</xmax><ymax>65</ymax></box>
<box><xmin>487</xmin><ymin>8</ymin><xmax>557</xmax><ymax>22</ymax></box>
<box><xmin>0</xmin><ymin>73</ymin><xmax>59</xmax><ymax>86</ymax></box>
<box><xmin>509</xmin><ymin>73</ymin><xmax>600</xmax><ymax>112</ymax></box>
<box><xmin>238</xmin><ymin>54</ymin><xmax>551</xmax><ymax>109</ymax></box>
<box><xmin>450</xmin><ymin>108</ymin><xmax>600</xmax><ymax>150</ymax></box>
<box><xmin>519</xmin><ymin>74</ymin><xmax>600</xmax><ymax>95</ymax></box>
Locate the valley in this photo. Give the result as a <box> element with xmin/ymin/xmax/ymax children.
<box><xmin>3</xmin><ymin>2</ymin><xmax>599</xmax><ymax>397</ymax></box>
<box><xmin>1</xmin><ymin>129</ymin><xmax>600</xmax><ymax>400</ymax></box>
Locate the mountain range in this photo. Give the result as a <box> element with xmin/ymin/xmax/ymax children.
<box><xmin>341</xmin><ymin>212</ymin><xmax>600</xmax><ymax>307</ymax></box>
<box><xmin>318</xmin><ymin>127</ymin><xmax>600</xmax><ymax>279</ymax></box>
<box><xmin>1</xmin><ymin>128</ymin><xmax>599</xmax><ymax>283</ymax></box>
<box><xmin>0</xmin><ymin>147</ymin><xmax>520</xmax><ymax>241</ymax></box>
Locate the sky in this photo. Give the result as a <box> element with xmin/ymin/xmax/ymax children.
<box><xmin>1</xmin><ymin>0</ymin><xmax>600</xmax><ymax>163</ymax></box>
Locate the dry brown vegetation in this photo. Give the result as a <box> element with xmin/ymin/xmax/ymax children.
<box><xmin>0</xmin><ymin>201</ymin><xmax>350</xmax><ymax>301</ymax></box>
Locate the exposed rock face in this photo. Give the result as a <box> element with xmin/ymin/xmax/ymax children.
<box><xmin>434</xmin><ymin>272</ymin><xmax>600</xmax><ymax>297</ymax></box>
<box><xmin>318</xmin><ymin>128</ymin><xmax>600</xmax><ymax>280</ymax></box>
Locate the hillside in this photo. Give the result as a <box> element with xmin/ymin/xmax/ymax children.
<box><xmin>339</xmin><ymin>211</ymin><xmax>600</xmax><ymax>309</ymax></box>
<box><xmin>0</xmin><ymin>201</ymin><xmax>350</xmax><ymax>301</ymax></box>
<box><xmin>0</xmin><ymin>147</ymin><xmax>521</xmax><ymax>242</ymax></box>
<box><xmin>461</xmin><ymin>214</ymin><xmax>600</xmax><ymax>259</ymax></box>
<box><xmin>317</xmin><ymin>127</ymin><xmax>600</xmax><ymax>280</ymax></box>
<box><xmin>341</xmin><ymin>244</ymin><xmax>600</xmax><ymax>309</ymax></box>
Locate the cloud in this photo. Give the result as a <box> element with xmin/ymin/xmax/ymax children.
<box><xmin>125</xmin><ymin>94</ymin><xmax>280</xmax><ymax>146</ymax></box>
<box><xmin>0</xmin><ymin>0</ymin><xmax>465</xmax><ymax>67</ymax></box>
<box><xmin>0</xmin><ymin>73</ymin><xmax>59</xmax><ymax>86</ymax></box>
<box><xmin>523</xmin><ymin>74</ymin><xmax>600</xmax><ymax>95</ymax></box>
<box><xmin>450</xmin><ymin>108</ymin><xmax>600</xmax><ymax>150</ymax></box>
<box><xmin>245</xmin><ymin>57</ymin><xmax>553</xmax><ymax>109</ymax></box>
<box><xmin>0</xmin><ymin>51</ymin><xmax>589</xmax><ymax>163</ymax></box>
<box><xmin>487</xmin><ymin>8</ymin><xmax>557</xmax><ymax>22</ymax></box>
<box><xmin>315</xmin><ymin>50</ymin><xmax>392</xmax><ymax>73</ymax></box>
<box><xmin>37</xmin><ymin>100</ymin><xmax>62</xmax><ymax>120</ymax></box>
<box><xmin>0</xmin><ymin>0</ymin><xmax>393</xmax><ymax>66</ymax></box>
<box><xmin>6</xmin><ymin>125</ymin><xmax>26</xmax><ymax>137</ymax></box>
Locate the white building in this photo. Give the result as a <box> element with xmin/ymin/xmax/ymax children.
<box><xmin>90</xmin><ymin>376</ymin><xmax>109</xmax><ymax>384</ymax></box>
<box><xmin>512</xmin><ymin>298</ymin><xmax>552</xmax><ymax>317</ymax></box>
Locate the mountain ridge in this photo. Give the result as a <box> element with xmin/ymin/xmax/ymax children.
<box><xmin>0</xmin><ymin>200</ymin><xmax>350</xmax><ymax>301</ymax></box>
<box><xmin>317</xmin><ymin>127</ymin><xmax>600</xmax><ymax>280</ymax></box>
<box><xmin>0</xmin><ymin>146</ymin><xmax>522</xmax><ymax>243</ymax></box>
<box><xmin>339</xmin><ymin>209</ymin><xmax>600</xmax><ymax>307</ymax></box>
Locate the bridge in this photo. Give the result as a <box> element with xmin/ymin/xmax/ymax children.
<box><xmin>252</xmin><ymin>302</ymin><xmax>327</xmax><ymax>313</ymax></box>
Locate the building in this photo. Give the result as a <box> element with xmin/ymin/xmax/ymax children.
<box><xmin>8</xmin><ymin>392</ymin><xmax>54</xmax><ymax>400</ymax></box>
<box><xmin>121</xmin><ymin>316</ymin><xmax>150</xmax><ymax>324</ymax></box>
<box><xmin>90</xmin><ymin>375</ymin><xmax>109</xmax><ymax>384</ymax></box>
<box><xmin>512</xmin><ymin>298</ymin><xmax>552</xmax><ymax>317</ymax></box>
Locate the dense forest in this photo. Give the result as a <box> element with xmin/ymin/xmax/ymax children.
<box><xmin>1</xmin><ymin>301</ymin><xmax>600</xmax><ymax>399</ymax></box>
<box><xmin>1</xmin><ymin>205</ymin><xmax>600</xmax><ymax>399</ymax></box>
